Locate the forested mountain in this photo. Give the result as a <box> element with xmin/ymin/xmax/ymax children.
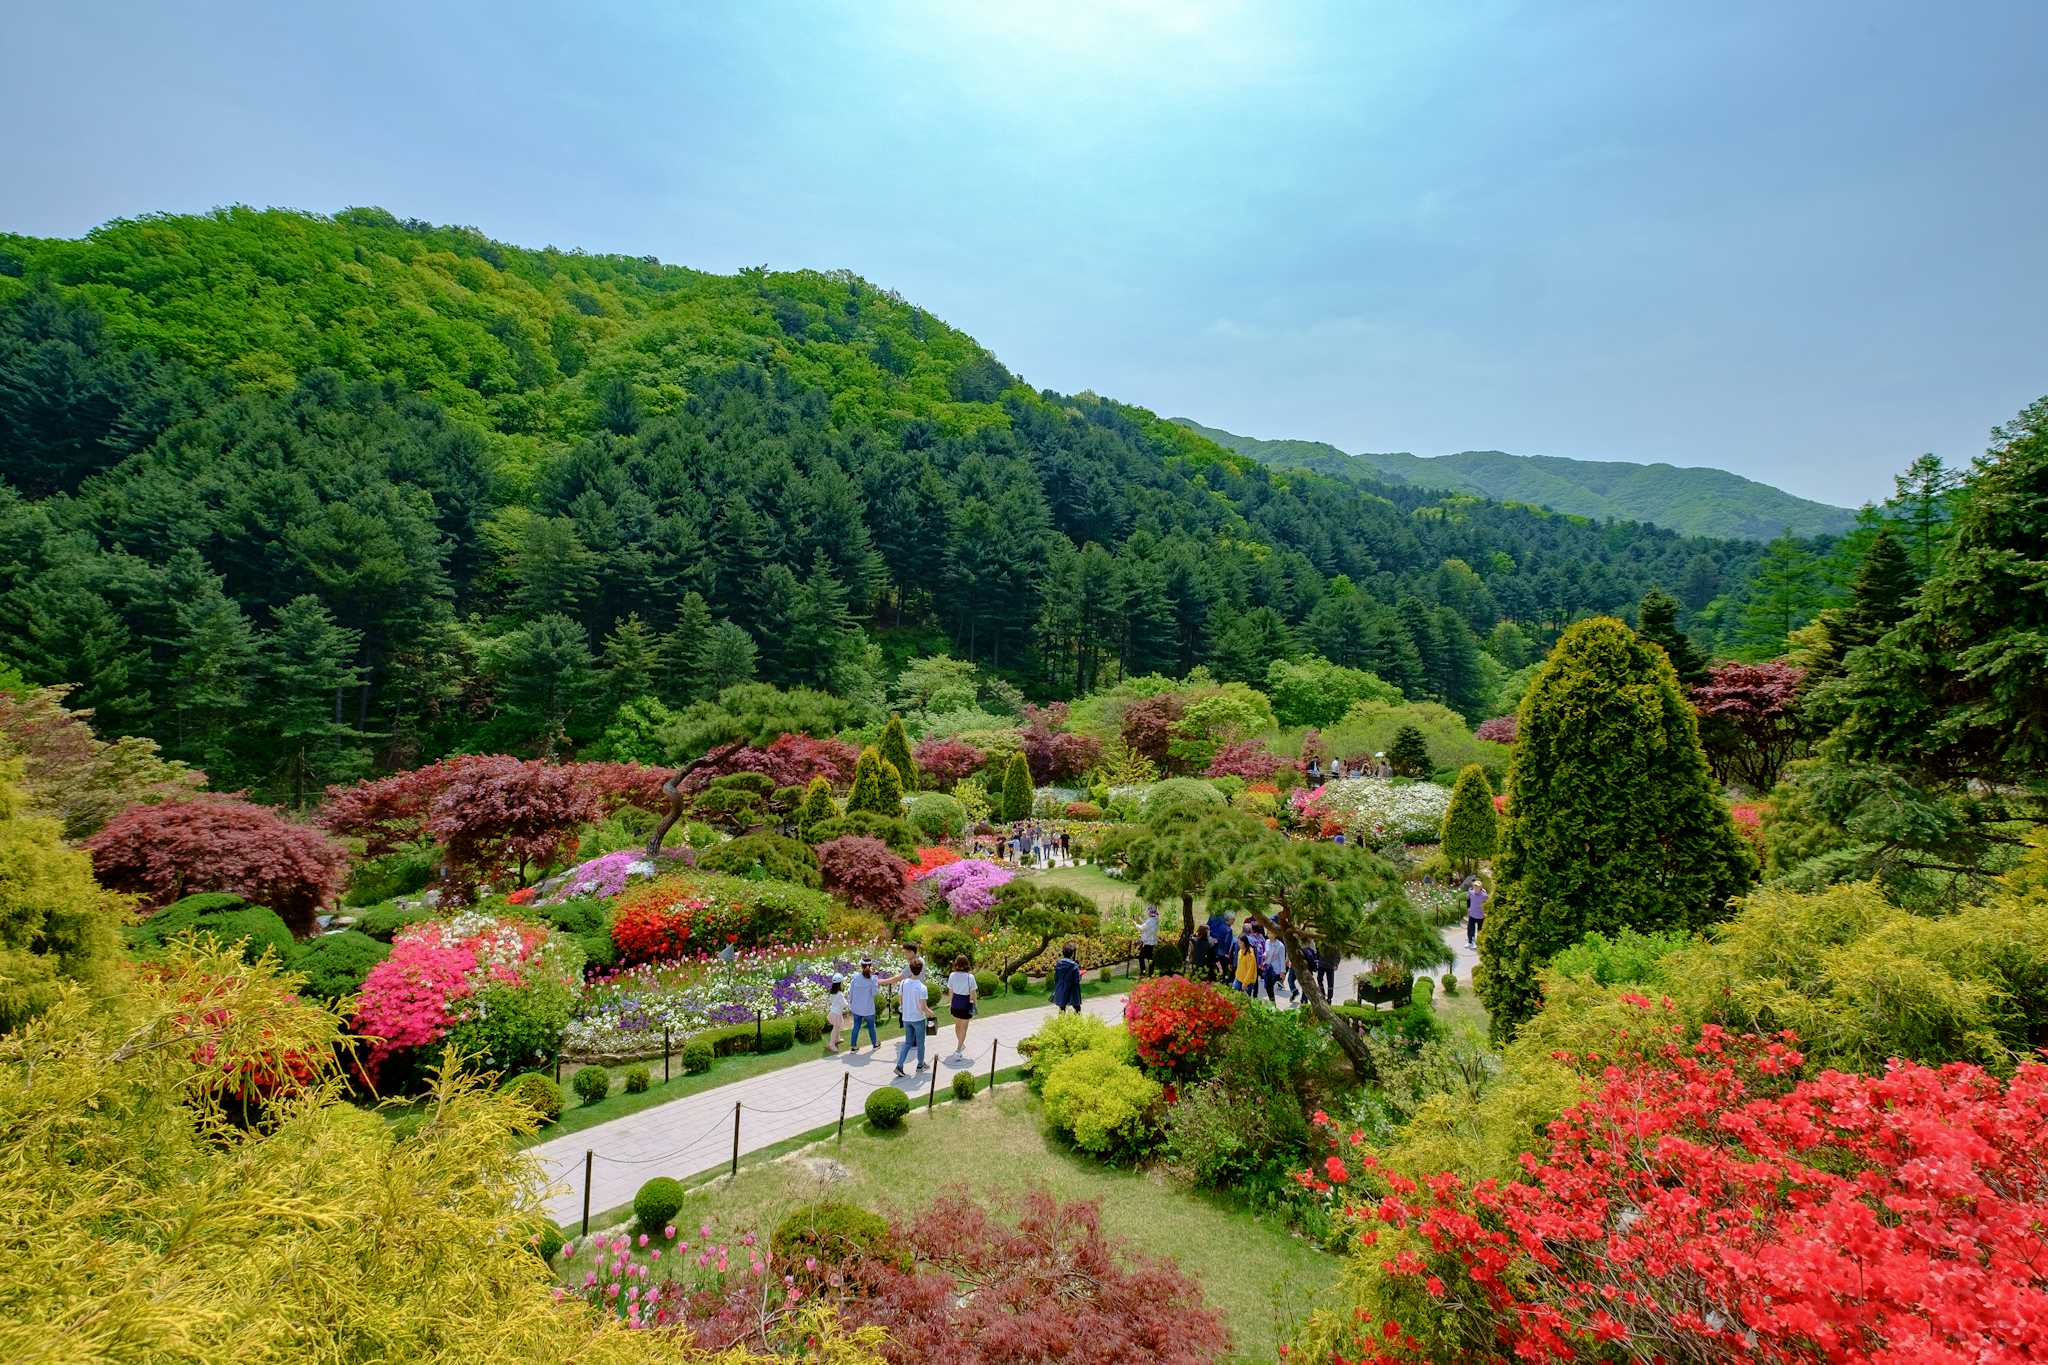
<box><xmin>0</xmin><ymin>206</ymin><xmax>1794</xmax><ymax>798</ymax></box>
<box><xmin>1174</xmin><ymin>419</ymin><xmax>1858</xmax><ymax>541</ymax></box>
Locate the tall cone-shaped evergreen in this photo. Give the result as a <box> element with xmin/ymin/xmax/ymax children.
<box><xmin>1635</xmin><ymin>587</ymin><xmax>1708</xmax><ymax>686</ymax></box>
<box><xmin>999</xmin><ymin>751</ymin><xmax>1035</xmax><ymax>824</ymax></box>
<box><xmin>845</xmin><ymin>746</ymin><xmax>904</xmax><ymax>818</ymax></box>
<box><xmin>878</xmin><ymin>714</ymin><xmax>917</xmax><ymax>794</ymax></box>
<box><xmin>1478</xmin><ymin>616</ymin><xmax>1754</xmax><ymax>1037</ymax></box>
<box><xmin>1387</xmin><ymin>724</ymin><xmax>1432</xmax><ymax>778</ymax></box>
<box><xmin>794</xmin><ymin>775</ymin><xmax>837</xmax><ymax>840</ymax></box>
<box><xmin>1439</xmin><ymin>763</ymin><xmax>1498</xmax><ymax>875</ymax></box>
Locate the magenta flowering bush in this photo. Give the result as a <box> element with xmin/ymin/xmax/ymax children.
<box><xmin>352</xmin><ymin>912</ymin><xmax>579</xmax><ymax>1079</ymax></box>
<box><xmin>535</xmin><ymin>849</ymin><xmax>660</xmax><ymax>905</ymax></box>
<box><xmin>927</xmin><ymin>858</ymin><xmax>1016</xmax><ymax>916</ymax></box>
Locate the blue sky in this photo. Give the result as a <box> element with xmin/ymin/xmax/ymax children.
<box><xmin>6</xmin><ymin>1</ymin><xmax>2043</xmax><ymax>506</ymax></box>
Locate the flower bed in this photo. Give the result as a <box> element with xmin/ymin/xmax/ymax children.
<box><xmin>610</xmin><ymin>872</ymin><xmax>832</xmax><ymax>965</ymax></box>
<box><xmin>904</xmin><ymin>846</ymin><xmax>962</xmax><ymax>882</ymax></box>
<box><xmin>1292</xmin><ymin>778</ymin><xmax>1451</xmax><ymax>843</ymax></box>
<box><xmin>562</xmin><ymin>939</ymin><xmax>908</xmax><ymax>1061</ymax></box>
<box><xmin>353</xmin><ymin>911</ymin><xmax>582</xmax><ymax>1078</ymax></box>
<box><xmin>533</xmin><ymin>849</ymin><xmax>674</xmax><ymax>906</ymax></box>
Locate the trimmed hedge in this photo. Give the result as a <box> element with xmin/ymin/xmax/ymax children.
<box><xmin>290</xmin><ymin>929</ymin><xmax>390</xmax><ymax>1002</ymax></box>
<box><xmin>680</xmin><ymin>1038</ymin><xmax>714</xmax><ymax>1074</ymax></box>
<box><xmin>973</xmin><ymin>970</ymin><xmax>1002</xmax><ymax>998</ymax></box>
<box><xmin>623</xmin><ymin>1065</ymin><xmax>651</xmax><ymax>1094</ymax></box>
<box><xmin>634</xmin><ymin>1177</ymin><xmax>685</xmax><ymax>1233</ymax></box>
<box><xmin>864</xmin><ymin>1087</ymin><xmax>910</xmax><ymax>1129</ymax></box>
<box><xmin>1007</xmin><ymin>971</ymin><xmax>1030</xmax><ymax>993</ymax></box>
<box><xmin>759</xmin><ymin>1017</ymin><xmax>796</xmax><ymax>1052</ymax></box>
<box><xmin>571</xmin><ymin>1066</ymin><xmax>610</xmax><ymax>1106</ymax></box>
<box><xmin>792</xmin><ymin>1010</ymin><xmax>827</xmax><ymax>1044</ymax></box>
<box><xmin>1334</xmin><ymin>1003</ymin><xmax>1446</xmax><ymax>1048</ymax></box>
<box><xmin>952</xmin><ymin>1071</ymin><xmax>979</xmax><ymax>1101</ymax></box>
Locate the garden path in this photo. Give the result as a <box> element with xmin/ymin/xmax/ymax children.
<box><xmin>530</xmin><ymin>993</ymin><xmax>1128</xmax><ymax>1225</ymax></box>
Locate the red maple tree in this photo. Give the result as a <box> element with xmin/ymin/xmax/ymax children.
<box><xmin>84</xmin><ymin>796</ymin><xmax>348</xmax><ymax>935</ymax></box>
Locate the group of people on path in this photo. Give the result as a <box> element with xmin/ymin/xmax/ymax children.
<box><xmin>1304</xmin><ymin>752</ymin><xmax>1392</xmax><ymax>782</ymax></box>
<box><xmin>969</xmin><ymin>823</ymin><xmax>1072</xmax><ymax>869</ymax></box>
<box><xmin>822</xmin><ymin>952</ymin><xmax>983</xmax><ymax>1079</ymax></box>
<box><xmin>1182</xmin><ymin>909</ymin><xmax>1335</xmax><ymax>1005</ymax></box>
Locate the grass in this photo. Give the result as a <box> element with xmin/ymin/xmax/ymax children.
<box><xmin>560</xmin><ymin>1083</ymin><xmax>1336</xmax><ymax>1362</ymax></box>
<box><xmin>526</xmin><ymin>976</ymin><xmax>1136</xmax><ymax>1145</ymax></box>
<box><xmin>1021</xmin><ymin>861</ymin><xmax>1146</xmax><ymax>916</ymax></box>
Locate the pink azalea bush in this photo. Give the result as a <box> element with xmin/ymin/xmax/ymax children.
<box><xmin>928</xmin><ymin>858</ymin><xmax>1016</xmax><ymax>916</ymax></box>
<box><xmin>353</xmin><ymin>912</ymin><xmax>578</xmax><ymax>1077</ymax></box>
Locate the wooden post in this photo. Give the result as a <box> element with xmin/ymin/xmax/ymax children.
<box><xmin>755</xmin><ymin>1010</ymin><xmax>762</xmax><ymax>1051</ymax></box>
<box><xmin>837</xmin><ymin>1073</ymin><xmax>849</xmax><ymax>1143</ymax></box>
<box><xmin>580</xmin><ymin>1150</ymin><xmax>592</xmax><ymax>1236</ymax></box>
<box><xmin>927</xmin><ymin>1056</ymin><xmax>939</xmax><ymax>1112</ymax></box>
<box><xmin>989</xmin><ymin>1039</ymin><xmax>998</xmax><ymax>1091</ymax></box>
<box><xmin>729</xmin><ymin>1101</ymin><xmax>740</xmax><ymax>1178</ymax></box>
<box><xmin>663</xmin><ymin>1028</ymin><xmax>671</xmax><ymax>1083</ymax></box>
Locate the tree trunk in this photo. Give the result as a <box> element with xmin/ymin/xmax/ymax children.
<box><xmin>644</xmin><ymin>740</ymin><xmax>748</xmax><ymax>860</ymax></box>
<box><xmin>998</xmin><ymin>933</ymin><xmax>1056</xmax><ymax>981</ymax></box>
<box><xmin>1178</xmin><ymin>893</ymin><xmax>1196</xmax><ymax>954</ymax></box>
<box><xmin>1273</xmin><ymin>917</ymin><xmax>1375</xmax><ymax>1083</ymax></box>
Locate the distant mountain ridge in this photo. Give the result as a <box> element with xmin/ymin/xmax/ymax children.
<box><xmin>1171</xmin><ymin>419</ymin><xmax>1857</xmax><ymax>541</ymax></box>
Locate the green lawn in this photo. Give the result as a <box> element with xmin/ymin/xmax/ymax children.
<box><xmin>560</xmin><ymin>1084</ymin><xmax>1335</xmax><ymax>1363</ymax></box>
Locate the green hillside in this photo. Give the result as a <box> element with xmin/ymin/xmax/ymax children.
<box><xmin>1173</xmin><ymin>418</ymin><xmax>1858</xmax><ymax>541</ymax></box>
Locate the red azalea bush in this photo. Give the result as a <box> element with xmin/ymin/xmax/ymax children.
<box><xmin>1021</xmin><ymin>703</ymin><xmax>1103</xmax><ymax>783</ymax></box>
<box><xmin>912</xmin><ymin>737</ymin><xmax>987</xmax><ymax>786</ymax></box>
<box><xmin>84</xmin><ymin>796</ymin><xmax>348</xmax><ymax>936</ymax></box>
<box><xmin>1729</xmin><ymin>800</ymin><xmax>1767</xmax><ymax>860</ymax></box>
<box><xmin>156</xmin><ymin>966</ymin><xmax>319</xmax><ymax>1106</ymax></box>
<box><xmin>424</xmin><ymin>757</ymin><xmax>601</xmax><ymax>897</ymax></box>
<box><xmin>607</xmin><ymin>874</ymin><xmax>816</xmax><ymax>965</ymax></box>
<box><xmin>904</xmin><ymin>845</ymin><xmax>962</xmax><ymax>882</ymax></box>
<box><xmin>1205</xmin><ymin>739</ymin><xmax>1284</xmax><ymax>782</ymax></box>
<box><xmin>1121</xmin><ymin>975</ymin><xmax>1240</xmax><ymax>1074</ymax></box>
<box><xmin>1304</xmin><ymin>1009</ymin><xmax>2048</xmax><ymax>1365</ymax></box>
<box><xmin>816</xmin><ymin>836</ymin><xmax>914</xmax><ymax>920</ymax></box>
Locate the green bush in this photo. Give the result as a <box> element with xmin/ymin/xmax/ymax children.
<box><xmin>1041</xmin><ymin>1049</ymin><xmax>1162</xmax><ymax>1159</ymax></box>
<box><xmin>290</xmin><ymin>930</ymin><xmax>391</xmax><ymax>1002</ymax></box>
<box><xmin>354</xmin><ymin>900</ymin><xmax>432</xmax><ymax>942</ymax></box>
<box><xmin>1548</xmin><ymin>926</ymin><xmax>1692</xmax><ymax>987</ymax></box>
<box><xmin>532</xmin><ymin>1221</ymin><xmax>565</xmax><ymax>1263</ymax></box>
<box><xmin>387</xmin><ymin>1111</ymin><xmax>426</xmax><ymax>1143</ymax></box>
<box><xmin>696</xmin><ymin>1023</ymin><xmax>758</xmax><ymax>1057</ymax></box>
<box><xmin>342</xmin><ymin>841</ymin><xmax>439</xmax><ymax>906</ymax></box>
<box><xmin>1164</xmin><ymin>1077</ymin><xmax>1302</xmax><ymax>1190</ymax></box>
<box><xmin>127</xmin><ymin>893</ymin><xmax>295</xmax><ymax>965</ymax></box>
<box><xmin>1007</xmin><ymin>970</ymin><xmax>1030</xmax><ymax>993</ymax></box>
<box><xmin>909</xmin><ymin>922</ymin><xmax>976</xmax><ymax>970</ymax></box>
<box><xmin>770</xmin><ymin>1201</ymin><xmax>901</xmax><ymax>1284</ymax></box>
<box><xmin>445</xmin><ymin>964</ymin><xmax>580</xmax><ymax>1076</ymax></box>
<box><xmin>680</xmin><ymin>1038</ymin><xmax>714</xmax><ymax>1074</ymax></box>
<box><xmin>1151</xmin><ymin>942</ymin><xmax>1185</xmax><ymax>976</ymax></box>
<box><xmin>1335</xmin><ymin>1003</ymin><xmax>1445</xmax><ymax>1049</ymax></box>
<box><xmin>634</xmin><ymin>1176</ymin><xmax>686</xmax><ymax>1233</ymax></box>
<box><xmin>973</xmin><ymin>970</ymin><xmax>1001</xmax><ymax>998</ymax></box>
<box><xmin>498</xmin><ymin>1072</ymin><xmax>563</xmax><ymax>1124</ymax></box>
<box><xmin>1440</xmin><ymin>972</ymin><xmax>1459</xmax><ymax>997</ymax></box>
<box><xmin>571</xmin><ymin>1066</ymin><xmax>610</xmax><ymax>1106</ymax></box>
<box><xmin>951</xmin><ymin>1070</ymin><xmax>979</xmax><ymax>1101</ymax></box>
<box><xmin>808</xmin><ymin>812</ymin><xmax>917</xmax><ymax>858</ymax></box>
<box><xmin>864</xmin><ymin>1086</ymin><xmax>910</xmax><ymax>1129</ymax></box>
<box><xmin>1141</xmin><ymin>777</ymin><xmax>1226</xmax><ymax>820</ymax></box>
<box><xmin>792</xmin><ymin>1010</ymin><xmax>827</xmax><ymax>1043</ymax></box>
<box><xmin>758</xmin><ymin>1016</ymin><xmax>796</xmax><ymax>1052</ymax></box>
<box><xmin>697</xmin><ymin>832</ymin><xmax>822</xmax><ymax>888</ymax></box>
<box><xmin>904</xmin><ymin>793</ymin><xmax>967</xmax><ymax>843</ymax></box>
<box><xmin>623</xmin><ymin>1065</ymin><xmax>651</xmax><ymax>1094</ymax></box>
<box><xmin>1018</xmin><ymin>1011</ymin><xmax>1128</xmax><ymax>1092</ymax></box>
<box><xmin>535</xmin><ymin>896</ymin><xmax>617</xmax><ymax>975</ymax></box>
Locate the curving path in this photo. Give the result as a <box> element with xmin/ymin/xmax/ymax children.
<box><xmin>529</xmin><ymin>993</ymin><xmax>1128</xmax><ymax>1225</ymax></box>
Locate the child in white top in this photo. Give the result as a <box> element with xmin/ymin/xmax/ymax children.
<box><xmin>824</xmin><ymin>979</ymin><xmax>848</xmax><ymax>1054</ymax></box>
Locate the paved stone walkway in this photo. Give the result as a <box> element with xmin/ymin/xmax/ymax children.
<box><xmin>530</xmin><ymin>992</ymin><xmax>1128</xmax><ymax>1225</ymax></box>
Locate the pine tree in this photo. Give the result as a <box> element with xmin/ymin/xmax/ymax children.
<box><xmin>1737</xmin><ymin>534</ymin><xmax>1822</xmax><ymax>657</ymax></box>
<box><xmin>1890</xmin><ymin>453</ymin><xmax>1962</xmax><ymax>577</ymax></box>
<box><xmin>1432</xmin><ymin>606</ymin><xmax>1491</xmax><ymax>718</ymax></box>
<box><xmin>697</xmin><ymin>620</ymin><xmax>758</xmax><ymax>692</ymax></box>
<box><xmin>168</xmin><ymin>580</ymin><xmax>257</xmax><ymax>777</ymax></box>
<box><xmin>1479</xmin><ymin>617</ymin><xmax>1753</xmax><ymax>1036</ymax></box>
<box><xmin>794</xmin><ymin>775</ymin><xmax>838</xmax><ymax>841</ymax></box>
<box><xmin>1399</xmin><ymin>599</ymin><xmax>1446</xmax><ymax>701</ymax></box>
<box><xmin>845</xmin><ymin>745</ymin><xmax>904</xmax><ymax>818</ymax></box>
<box><xmin>508</xmin><ymin>515</ymin><xmax>597</xmax><ymax>622</ymax></box>
<box><xmin>999</xmin><ymin>750</ymin><xmax>1035</xmax><ymax>824</ymax></box>
<box><xmin>599</xmin><ymin>612</ymin><xmax>661</xmax><ymax>707</ymax></box>
<box><xmin>490</xmin><ymin>612</ymin><xmax>596</xmax><ymax>758</ymax></box>
<box><xmin>878</xmin><ymin>713</ymin><xmax>917</xmax><ymax>795</ymax></box>
<box><xmin>786</xmin><ymin>552</ymin><xmax>857</xmax><ymax>689</ymax></box>
<box><xmin>1835</xmin><ymin>529</ymin><xmax>1917</xmax><ymax>651</ymax></box>
<box><xmin>661</xmin><ymin>592</ymin><xmax>714</xmax><ymax>704</ymax></box>
<box><xmin>1439</xmin><ymin>763</ymin><xmax>1498</xmax><ymax>875</ymax></box>
<box><xmin>1635</xmin><ymin>587</ymin><xmax>1708</xmax><ymax>685</ymax></box>
<box><xmin>1387</xmin><ymin>724</ymin><xmax>1433</xmax><ymax>779</ymax></box>
<box><xmin>258</xmin><ymin>595</ymin><xmax>369</xmax><ymax>806</ymax></box>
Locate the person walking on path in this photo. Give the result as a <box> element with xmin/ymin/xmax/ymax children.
<box><xmin>1050</xmin><ymin>943</ymin><xmax>1084</xmax><ymax>1012</ymax></box>
<box><xmin>824</xmin><ymin>978</ymin><xmax>849</xmax><ymax>1054</ymax></box>
<box><xmin>845</xmin><ymin>957</ymin><xmax>880</xmax><ymax>1053</ymax></box>
<box><xmin>1190</xmin><ymin>924</ymin><xmax>1214</xmax><ymax>981</ymax></box>
<box><xmin>1137</xmin><ymin>904</ymin><xmax>1160</xmax><ymax>976</ymax></box>
<box><xmin>882</xmin><ymin>957</ymin><xmax>932</xmax><ymax>1077</ymax></box>
<box><xmin>1234</xmin><ymin>934</ymin><xmax>1259</xmax><ymax>995</ymax></box>
<box><xmin>1465</xmin><ymin>877</ymin><xmax>1489</xmax><ymax>948</ymax></box>
<box><xmin>1262</xmin><ymin>930</ymin><xmax>1290</xmax><ymax>1003</ymax></box>
<box><xmin>944</xmin><ymin>954</ymin><xmax>978</xmax><ymax>1060</ymax></box>
<box><xmin>1207</xmin><ymin>911</ymin><xmax>1235</xmax><ymax>983</ymax></box>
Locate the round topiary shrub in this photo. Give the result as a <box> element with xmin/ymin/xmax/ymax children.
<box><xmin>759</xmin><ymin>1017</ymin><xmax>797</xmax><ymax>1052</ymax></box>
<box><xmin>973</xmin><ymin>970</ymin><xmax>1002</xmax><ymax>998</ymax></box>
<box><xmin>1150</xmin><ymin>942</ymin><xmax>1185</xmax><ymax>976</ymax></box>
<box><xmin>770</xmin><ymin>1200</ymin><xmax>901</xmax><ymax>1286</ymax></box>
<box><xmin>1440</xmin><ymin>971</ymin><xmax>1459</xmax><ymax>997</ymax></box>
<box><xmin>499</xmin><ymin>1072</ymin><xmax>564</xmax><ymax>1124</ymax></box>
<box><xmin>623</xmin><ymin>1065</ymin><xmax>651</xmax><ymax>1094</ymax></box>
<box><xmin>1007</xmin><ymin>971</ymin><xmax>1030</xmax><ymax>993</ymax></box>
<box><xmin>681</xmin><ymin>1038</ymin><xmax>714</xmax><ymax>1074</ymax></box>
<box><xmin>290</xmin><ymin>929</ymin><xmax>391</xmax><ymax>1002</ymax></box>
<box><xmin>952</xmin><ymin>1070</ymin><xmax>979</xmax><ymax>1101</ymax></box>
<box><xmin>864</xmin><ymin>1086</ymin><xmax>910</xmax><ymax>1130</ymax></box>
<box><xmin>912</xmin><ymin>923</ymin><xmax>976</xmax><ymax>971</ymax></box>
<box><xmin>532</xmin><ymin>1221</ymin><xmax>565</xmax><ymax>1262</ymax></box>
<box><xmin>792</xmin><ymin>1011</ymin><xmax>827</xmax><ymax>1044</ymax></box>
<box><xmin>572</xmin><ymin>1066</ymin><xmax>610</xmax><ymax>1107</ymax></box>
<box><xmin>634</xmin><ymin>1176</ymin><xmax>686</xmax><ymax>1233</ymax></box>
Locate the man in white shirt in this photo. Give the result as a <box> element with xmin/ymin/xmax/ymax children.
<box><xmin>845</xmin><ymin>958</ymin><xmax>880</xmax><ymax>1053</ymax></box>
<box><xmin>881</xmin><ymin>958</ymin><xmax>931</xmax><ymax>1077</ymax></box>
<box><xmin>1138</xmin><ymin>905</ymin><xmax>1160</xmax><ymax>977</ymax></box>
<box><xmin>1263</xmin><ymin>934</ymin><xmax>1289</xmax><ymax>1004</ymax></box>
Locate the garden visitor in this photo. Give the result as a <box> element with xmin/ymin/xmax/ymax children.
<box><xmin>882</xmin><ymin>957</ymin><xmax>932</xmax><ymax>1078</ymax></box>
<box><xmin>1058</xmin><ymin>829</ymin><xmax>1071</xmax><ymax>863</ymax></box>
<box><xmin>1297</xmin><ymin>940</ymin><xmax>1320</xmax><ymax>1002</ymax></box>
<box><xmin>1206</xmin><ymin>910</ymin><xmax>1234</xmax><ymax>978</ymax></box>
<box><xmin>944</xmin><ymin>953</ymin><xmax>978</xmax><ymax>1060</ymax></box>
<box><xmin>824</xmin><ymin>978</ymin><xmax>849</xmax><ymax>1054</ymax></box>
<box><xmin>846</xmin><ymin>957</ymin><xmax>881</xmax><ymax>1053</ymax></box>
<box><xmin>1137</xmin><ymin>904</ymin><xmax>1159</xmax><ymax>976</ymax></box>
<box><xmin>1263</xmin><ymin>932</ymin><xmax>1290</xmax><ymax>1003</ymax></box>
<box><xmin>1466</xmin><ymin>877</ymin><xmax>1489</xmax><ymax>947</ymax></box>
<box><xmin>1234</xmin><ymin>933</ymin><xmax>1259</xmax><ymax>994</ymax></box>
<box><xmin>1050</xmin><ymin>942</ymin><xmax>1084</xmax><ymax>1012</ymax></box>
<box><xmin>1309</xmin><ymin>937</ymin><xmax>1336</xmax><ymax>1000</ymax></box>
<box><xmin>1190</xmin><ymin>924</ymin><xmax>1215</xmax><ymax>980</ymax></box>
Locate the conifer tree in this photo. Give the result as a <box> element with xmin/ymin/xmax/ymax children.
<box><xmin>845</xmin><ymin>746</ymin><xmax>904</xmax><ymax>818</ymax></box>
<box><xmin>258</xmin><ymin>595</ymin><xmax>369</xmax><ymax>806</ymax></box>
<box><xmin>1387</xmin><ymin>724</ymin><xmax>1433</xmax><ymax>779</ymax></box>
<box><xmin>794</xmin><ymin>775</ymin><xmax>838</xmax><ymax>841</ymax></box>
<box><xmin>1835</xmin><ymin>528</ymin><xmax>1918</xmax><ymax>651</ymax></box>
<box><xmin>490</xmin><ymin>612</ymin><xmax>596</xmax><ymax>758</ymax></box>
<box><xmin>0</xmin><ymin>760</ymin><xmax>122</xmax><ymax>1031</ymax></box>
<box><xmin>660</xmin><ymin>592</ymin><xmax>714</xmax><ymax>704</ymax></box>
<box><xmin>1440</xmin><ymin>763</ymin><xmax>1498</xmax><ymax>875</ymax></box>
<box><xmin>599</xmin><ymin>612</ymin><xmax>661</xmax><ymax>707</ymax></box>
<box><xmin>999</xmin><ymin>750</ymin><xmax>1035</xmax><ymax>823</ymax></box>
<box><xmin>1635</xmin><ymin>587</ymin><xmax>1708</xmax><ymax>685</ymax></box>
<box><xmin>169</xmin><ymin>580</ymin><xmax>257</xmax><ymax>777</ymax></box>
<box><xmin>878</xmin><ymin>713</ymin><xmax>916</xmax><ymax>794</ymax></box>
<box><xmin>1478</xmin><ymin>616</ymin><xmax>1754</xmax><ymax>1036</ymax></box>
<box><xmin>697</xmin><ymin>620</ymin><xmax>758</xmax><ymax>692</ymax></box>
